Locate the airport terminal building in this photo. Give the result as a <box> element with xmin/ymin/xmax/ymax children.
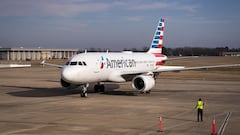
<box><xmin>0</xmin><ymin>48</ymin><xmax>79</xmax><ymax>61</ymax></box>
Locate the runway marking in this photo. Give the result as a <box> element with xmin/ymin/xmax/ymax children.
<box><xmin>153</xmin><ymin>110</ymin><xmax>195</xmax><ymax>133</ymax></box>
<box><xmin>218</xmin><ymin>112</ymin><xmax>232</xmax><ymax>135</ymax></box>
<box><xmin>138</xmin><ymin>119</ymin><xmax>193</xmax><ymax>135</ymax></box>
<box><xmin>2</xmin><ymin>125</ymin><xmax>46</xmax><ymax>134</ymax></box>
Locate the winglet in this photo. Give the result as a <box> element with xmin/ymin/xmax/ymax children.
<box><xmin>40</xmin><ymin>60</ymin><xmax>63</xmax><ymax>68</ymax></box>
<box><xmin>40</xmin><ymin>60</ymin><xmax>45</xmax><ymax>65</ymax></box>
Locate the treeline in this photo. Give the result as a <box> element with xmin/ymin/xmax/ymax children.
<box><xmin>82</xmin><ymin>46</ymin><xmax>240</xmax><ymax>56</ymax></box>
<box><xmin>124</xmin><ymin>46</ymin><xmax>239</xmax><ymax>56</ymax></box>
<box><xmin>162</xmin><ymin>47</ymin><xmax>227</xmax><ymax>56</ymax></box>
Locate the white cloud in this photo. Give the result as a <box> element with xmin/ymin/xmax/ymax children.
<box><xmin>172</xmin><ymin>16</ymin><xmax>230</xmax><ymax>24</ymax></box>
<box><xmin>124</xmin><ymin>16</ymin><xmax>144</xmax><ymax>22</ymax></box>
<box><xmin>44</xmin><ymin>2</ymin><xmax>110</xmax><ymax>16</ymax></box>
<box><xmin>127</xmin><ymin>1</ymin><xmax>197</xmax><ymax>12</ymax></box>
<box><xmin>188</xmin><ymin>17</ymin><xmax>229</xmax><ymax>24</ymax></box>
<box><xmin>0</xmin><ymin>0</ymin><xmax>198</xmax><ymax>17</ymax></box>
<box><xmin>0</xmin><ymin>0</ymin><xmax>111</xmax><ymax>16</ymax></box>
<box><xmin>128</xmin><ymin>2</ymin><xmax>170</xmax><ymax>10</ymax></box>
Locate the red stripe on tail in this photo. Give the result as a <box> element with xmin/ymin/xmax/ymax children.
<box><xmin>156</xmin><ymin>61</ymin><xmax>164</xmax><ymax>66</ymax></box>
<box><xmin>153</xmin><ymin>53</ymin><xmax>165</xmax><ymax>57</ymax></box>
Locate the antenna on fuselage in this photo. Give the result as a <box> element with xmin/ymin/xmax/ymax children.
<box><xmin>84</xmin><ymin>49</ymin><xmax>87</xmax><ymax>54</ymax></box>
<box><xmin>106</xmin><ymin>49</ymin><xmax>109</xmax><ymax>53</ymax></box>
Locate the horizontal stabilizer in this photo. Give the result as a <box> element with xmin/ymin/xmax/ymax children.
<box><xmin>166</xmin><ymin>56</ymin><xmax>199</xmax><ymax>61</ymax></box>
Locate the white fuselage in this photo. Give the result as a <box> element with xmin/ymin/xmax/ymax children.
<box><xmin>61</xmin><ymin>52</ymin><xmax>167</xmax><ymax>84</ymax></box>
<box><xmin>41</xmin><ymin>18</ymin><xmax>240</xmax><ymax>97</ymax></box>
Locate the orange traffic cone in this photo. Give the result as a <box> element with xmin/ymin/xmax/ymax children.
<box><xmin>212</xmin><ymin>117</ymin><xmax>217</xmax><ymax>135</ymax></box>
<box><xmin>159</xmin><ymin>116</ymin><xmax>163</xmax><ymax>132</ymax></box>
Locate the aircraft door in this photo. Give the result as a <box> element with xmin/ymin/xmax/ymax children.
<box><xmin>94</xmin><ymin>58</ymin><xmax>101</xmax><ymax>73</ymax></box>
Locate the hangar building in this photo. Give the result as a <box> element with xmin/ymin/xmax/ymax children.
<box><xmin>0</xmin><ymin>48</ymin><xmax>79</xmax><ymax>61</ymax></box>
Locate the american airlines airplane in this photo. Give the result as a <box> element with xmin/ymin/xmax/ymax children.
<box><xmin>42</xmin><ymin>18</ymin><xmax>240</xmax><ymax>97</ymax></box>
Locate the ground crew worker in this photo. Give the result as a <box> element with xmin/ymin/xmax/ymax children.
<box><xmin>196</xmin><ymin>98</ymin><xmax>204</xmax><ymax>122</ymax></box>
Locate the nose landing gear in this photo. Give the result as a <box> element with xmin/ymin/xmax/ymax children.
<box><xmin>80</xmin><ymin>83</ymin><xmax>89</xmax><ymax>97</ymax></box>
<box><xmin>80</xmin><ymin>83</ymin><xmax>105</xmax><ymax>97</ymax></box>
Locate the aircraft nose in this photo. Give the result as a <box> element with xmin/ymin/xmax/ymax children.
<box><xmin>61</xmin><ymin>67</ymin><xmax>76</xmax><ymax>83</ymax></box>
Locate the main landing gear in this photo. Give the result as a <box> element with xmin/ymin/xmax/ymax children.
<box><xmin>94</xmin><ymin>83</ymin><xmax>105</xmax><ymax>93</ymax></box>
<box><xmin>80</xmin><ymin>83</ymin><xmax>89</xmax><ymax>97</ymax></box>
<box><xmin>80</xmin><ymin>83</ymin><xmax>105</xmax><ymax>97</ymax></box>
<box><xmin>140</xmin><ymin>90</ymin><xmax>151</xmax><ymax>94</ymax></box>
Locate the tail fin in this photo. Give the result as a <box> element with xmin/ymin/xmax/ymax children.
<box><xmin>147</xmin><ymin>18</ymin><xmax>165</xmax><ymax>54</ymax></box>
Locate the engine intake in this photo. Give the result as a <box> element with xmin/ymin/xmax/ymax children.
<box><xmin>132</xmin><ymin>75</ymin><xmax>155</xmax><ymax>92</ymax></box>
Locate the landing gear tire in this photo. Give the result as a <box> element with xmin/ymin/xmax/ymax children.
<box><xmin>99</xmin><ymin>85</ymin><xmax>105</xmax><ymax>92</ymax></box>
<box><xmin>80</xmin><ymin>92</ymin><xmax>87</xmax><ymax>97</ymax></box>
<box><xmin>94</xmin><ymin>85</ymin><xmax>99</xmax><ymax>93</ymax></box>
<box><xmin>139</xmin><ymin>90</ymin><xmax>151</xmax><ymax>94</ymax></box>
<box><xmin>94</xmin><ymin>84</ymin><xmax>105</xmax><ymax>93</ymax></box>
<box><xmin>80</xmin><ymin>84</ymin><xmax>89</xmax><ymax>97</ymax></box>
<box><xmin>146</xmin><ymin>90</ymin><xmax>151</xmax><ymax>94</ymax></box>
<box><xmin>140</xmin><ymin>91</ymin><xmax>145</xmax><ymax>94</ymax></box>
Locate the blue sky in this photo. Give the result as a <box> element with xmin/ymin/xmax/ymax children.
<box><xmin>0</xmin><ymin>0</ymin><xmax>240</xmax><ymax>50</ymax></box>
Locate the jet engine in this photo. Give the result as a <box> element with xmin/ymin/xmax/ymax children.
<box><xmin>60</xmin><ymin>79</ymin><xmax>79</xmax><ymax>89</ymax></box>
<box><xmin>132</xmin><ymin>75</ymin><xmax>155</xmax><ymax>92</ymax></box>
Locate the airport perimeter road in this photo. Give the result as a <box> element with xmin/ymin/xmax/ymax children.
<box><xmin>0</xmin><ymin>67</ymin><xmax>239</xmax><ymax>135</ymax></box>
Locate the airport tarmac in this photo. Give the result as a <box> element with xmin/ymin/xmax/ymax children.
<box><xmin>0</xmin><ymin>65</ymin><xmax>240</xmax><ymax>135</ymax></box>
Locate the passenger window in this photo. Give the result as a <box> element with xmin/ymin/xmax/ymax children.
<box><xmin>79</xmin><ymin>62</ymin><xmax>83</xmax><ymax>66</ymax></box>
<box><xmin>70</xmin><ymin>62</ymin><xmax>77</xmax><ymax>65</ymax></box>
<box><xmin>83</xmin><ymin>61</ymin><xmax>87</xmax><ymax>66</ymax></box>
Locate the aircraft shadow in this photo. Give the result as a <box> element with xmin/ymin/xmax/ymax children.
<box><xmin>101</xmin><ymin>90</ymin><xmax>137</xmax><ymax>96</ymax></box>
<box><xmin>90</xmin><ymin>83</ymin><xmax>137</xmax><ymax>96</ymax></box>
<box><xmin>2</xmin><ymin>84</ymin><xmax>135</xmax><ymax>97</ymax></box>
<box><xmin>3</xmin><ymin>85</ymin><xmax>78</xmax><ymax>97</ymax></box>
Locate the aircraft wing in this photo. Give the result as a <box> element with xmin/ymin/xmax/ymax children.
<box><xmin>40</xmin><ymin>60</ymin><xmax>63</xmax><ymax>68</ymax></box>
<box><xmin>121</xmin><ymin>64</ymin><xmax>240</xmax><ymax>80</ymax></box>
<box><xmin>153</xmin><ymin>64</ymin><xmax>240</xmax><ymax>72</ymax></box>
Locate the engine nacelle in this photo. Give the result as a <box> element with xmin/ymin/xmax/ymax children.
<box><xmin>60</xmin><ymin>79</ymin><xmax>79</xmax><ymax>89</ymax></box>
<box><xmin>132</xmin><ymin>75</ymin><xmax>155</xmax><ymax>92</ymax></box>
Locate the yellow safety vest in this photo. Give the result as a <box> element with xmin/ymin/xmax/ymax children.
<box><xmin>197</xmin><ymin>101</ymin><xmax>204</xmax><ymax>109</ymax></box>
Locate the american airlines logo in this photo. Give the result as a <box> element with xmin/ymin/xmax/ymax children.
<box><xmin>100</xmin><ymin>56</ymin><xmax>104</xmax><ymax>69</ymax></box>
<box><xmin>106</xmin><ymin>58</ymin><xmax>136</xmax><ymax>68</ymax></box>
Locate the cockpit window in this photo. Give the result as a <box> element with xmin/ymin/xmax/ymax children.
<box><xmin>65</xmin><ymin>61</ymin><xmax>70</xmax><ymax>65</ymax></box>
<box><xmin>67</xmin><ymin>61</ymin><xmax>86</xmax><ymax>66</ymax></box>
<box><xmin>70</xmin><ymin>61</ymin><xmax>77</xmax><ymax>65</ymax></box>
